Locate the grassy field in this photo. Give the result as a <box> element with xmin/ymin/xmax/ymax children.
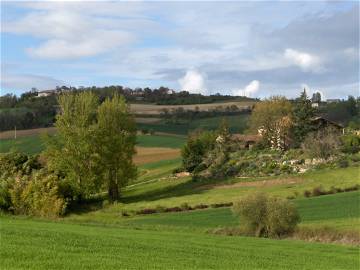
<box><xmin>137</xmin><ymin>114</ymin><xmax>250</xmax><ymax>135</ymax></box>
<box><xmin>0</xmin><ymin>134</ymin><xmax>185</xmax><ymax>155</ymax></box>
<box><xmin>118</xmin><ymin>191</ymin><xmax>360</xmax><ymax>231</ymax></box>
<box><xmin>1</xmin><ymin>216</ymin><xmax>359</xmax><ymax>270</ymax></box>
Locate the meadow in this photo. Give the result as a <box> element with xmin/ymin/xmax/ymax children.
<box><xmin>1</xmin><ymin>212</ymin><xmax>359</xmax><ymax>270</ymax></box>
<box><xmin>137</xmin><ymin>114</ymin><xmax>250</xmax><ymax>135</ymax></box>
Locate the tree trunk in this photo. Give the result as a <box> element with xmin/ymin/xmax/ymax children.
<box><xmin>108</xmin><ymin>170</ymin><xmax>119</xmax><ymax>202</ymax></box>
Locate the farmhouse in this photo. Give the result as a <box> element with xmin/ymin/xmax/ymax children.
<box><xmin>231</xmin><ymin>134</ymin><xmax>261</xmax><ymax>149</ymax></box>
<box><xmin>311</xmin><ymin>116</ymin><xmax>344</xmax><ymax>134</ymax></box>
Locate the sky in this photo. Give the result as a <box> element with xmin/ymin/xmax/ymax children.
<box><xmin>1</xmin><ymin>1</ymin><xmax>359</xmax><ymax>98</ymax></box>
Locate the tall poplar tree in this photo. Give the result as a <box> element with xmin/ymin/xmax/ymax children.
<box><xmin>96</xmin><ymin>94</ymin><xmax>137</xmax><ymax>201</ymax></box>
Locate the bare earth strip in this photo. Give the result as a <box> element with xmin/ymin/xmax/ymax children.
<box><xmin>130</xmin><ymin>101</ymin><xmax>255</xmax><ymax>115</ymax></box>
<box><xmin>134</xmin><ymin>147</ymin><xmax>180</xmax><ymax>165</ymax></box>
<box><xmin>0</xmin><ymin>127</ymin><xmax>56</xmax><ymax>139</ymax></box>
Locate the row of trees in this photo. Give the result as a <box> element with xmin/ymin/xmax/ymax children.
<box><xmin>160</xmin><ymin>104</ymin><xmax>251</xmax><ymax>123</ymax></box>
<box><xmin>45</xmin><ymin>92</ymin><xmax>136</xmax><ymax>201</ymax></box>
<box><xmin>0</xmin><ymin>92</ymin><xmax>137</xmax><ymax>217</ymax></box>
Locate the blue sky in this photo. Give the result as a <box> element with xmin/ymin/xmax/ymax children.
<box><xmin>1</xmin><ymin>1</ymin><xmax>359</xmax><ymax>98</ymax></box>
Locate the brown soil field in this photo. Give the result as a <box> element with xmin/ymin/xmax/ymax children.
<box><xmin>134</xmin><ymin>147</ymin><xmax>180</xmax><ymax>165</ymax></box>
<box><xmin>130</xmin><ymin>101</ymin><xmax>255</xmax><ymax>115</ymax></box>
<box><xmin>0</xmin><ymin>127</ymin><xmax>56</xmax><ymax>140</ymax></box>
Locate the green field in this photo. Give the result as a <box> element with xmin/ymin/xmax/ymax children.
<box><xmin>137</xmin><ymin>114</ymin><xmax>249</xmax><ymax>135</ymax></box>
<box><xmin>1</xmin><ymin>215</ymin><xmax>359</xmax><ymax>270</ymax></box>
<box><xmin>0</xmin><ymin>134</ymin><xmax>185</xmax><ymax>154</ymax></box>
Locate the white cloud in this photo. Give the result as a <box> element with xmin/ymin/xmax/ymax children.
<box><xmin>233</xmin><ymin>80</ymin><xmax>260</xmax><ymax>97</ymax></box>
<box><xmin>284</xmin><ymin>48</ymin><xmax>322</xmax><ymax>72</ymax></box>
<box><xmin>3</xmin><ymin>8</ymin><xmax>135</xmax><ymax>59</ymax></box>
<box><xmin>1</xmin><ymin>73</ymin><xmax>65</xmax><ymax>92</ymax></box>
<box><xmin>178</xmin><ymin>69</ymin><xmax>207</xmax><ymax>95</ymax></box>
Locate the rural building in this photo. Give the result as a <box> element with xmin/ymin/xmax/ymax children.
<box><xmin>36</xmin><ymin>90</ymin><xmax>55</xmax><ymax>97</ymax></box>
<box><xmin>231</xmin><ymin>134</ymin><xmax>261</xmax><ymax>149</ymax></box>
<box><xmin>310</xmin><ymin>116</ymin><xmax>345</xmax><ymax>134</ymax></box>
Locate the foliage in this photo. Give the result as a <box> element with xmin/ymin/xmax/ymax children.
<box><xmin>291</xmin><ymin>89</ymin><xmax>316</xmax><ymax>146</ymax></box>
<box><xmin>44</xmin><ymin>92</ymin><xmax>101</xmax><ymax>199</ymax></box>
<box><xmin>249</xmin><ymin>96</ymin><xmax>293</xmax><ymax>150</ymax></box>
<box><xmin>302</xmin><ymin>127</ymin><xmax>342</xmax><ymax>159</ymax></box>
<box><xmin>181</xmin><ymin>130</ymin><xmax>217</xmax><ymax>172</ymax></box>
<box><xmin>96</xmin><ymin>94</ymin><xmax>137</xmax><ymax>201</ymax></box>
<box><xmin>341</xmin><ymin>134</ymin><xmax>360</xmax><ymax>154</ymax></box>
<box><xmin>9</xmin><ymin>169</ymin><xmax>67</xmax><ymax>218</ymax></box>
<box><xmin>232</xmin><ymin>193</ymin><xmax>300</xmax><ymax>238</ymax></box>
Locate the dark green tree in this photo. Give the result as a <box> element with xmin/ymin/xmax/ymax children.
<box><xmin>291</xmin><ymin>89</ymin><xmax>315</xmax><ymax>146</ymax></box>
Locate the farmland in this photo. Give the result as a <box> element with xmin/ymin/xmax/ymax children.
<box><xmin>1</xmin><ymin>214</ymin><xmax>358</xmax><ymax>270</ymax></box>
<box><xmin>129</xmin><ymin>101</ymin><xmax>255</xmax><ymax>115</ymax></box>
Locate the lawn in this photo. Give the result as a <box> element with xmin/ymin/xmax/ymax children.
<box><xmin>120</xmin><ymin>191</ymin><xmax>360</xmax><ymax>231</ymax></box>
<box><xmin>1</xmin><ymin>216</ymin><xmax>359</xmax><ymax>270</ymax></box>
<box><xmin>0</xmin><ymin>134</ymin><xmax>185</xmax><ymax>155</ymax></box>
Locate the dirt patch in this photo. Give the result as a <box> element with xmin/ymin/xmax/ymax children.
<box><xmin>130</xmin><ymin>101</ymin><xmax>255</xmax><ymax>115</ymax></box>
<box><xmin>201</xmin><ymin>177</ymin><xmax>303</xmax><ymax>190</ymax></box>
<box><xmin>135</xmin><ymin>117</ymin><xmax>162</xmax><ymax>124</ymax></box>
<box><xmin>134</xmin><ymin>147</ymin><xmax>180</xmax><ymax>165</ymax></box>
<box><xmin>0</xmin><ymin>127</ymin><xmax>56</xmax><ymax>140</ymax></box>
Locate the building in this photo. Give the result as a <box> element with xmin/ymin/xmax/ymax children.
<box><xmin>326</xmin><ymin>99</ymin><xmax>341</xmax><ymax>103</ymax></box>
<box><xmin>36</xmin><ymin>90</ymin><xmax>56</xmax><ymax>98</ymax></box>
<box><xmin>231</xmin><ymin>134</ymin><xmax>261</xmax><ymax>149</ymax></box>
<box><xmin>310</xmin><ymin>116</ymin><xmax>345</xmax><ymax>134</ymax></box>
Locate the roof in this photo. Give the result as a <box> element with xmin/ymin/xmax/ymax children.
<box><xmin>231</xmin><ymin>134</ymin><xmax>261</xmax><ymax>142</ymax></box>
<box><xmin>311</xmin><ymin>116</ymin><xmax>344</xmax><ymax>128</ymax></box>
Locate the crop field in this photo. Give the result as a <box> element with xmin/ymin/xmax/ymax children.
<box><xmin>1</xmin><ymin>216</ymin><xmax>359</xmax><ymax>270</ymax></box>
<box><xmin>130</xmin><ymin>101</ymin><xmax>255</xmax><ymax>115</ymax></box>
<box><xmin>0</xmin><ymin>133</ymin><xmax>185</xmax><ymax>155</ymax></box>
<box><xmin>137</xmin><ymin>114</ymin><xmax>250</xmax><ymax>135</ymax></box>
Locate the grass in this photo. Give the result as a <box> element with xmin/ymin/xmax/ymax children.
<box><xmin>120</xmin><ymin>191</ymin><xmax>360</xmax><ymax>231</ymax></box>
<box><xmin>1</xmin><ymin>216</ymin><xmax>359</xmax><ymax>270</ymax></box>
<box><xmin>137</xmin><ymin>114</ymin><xmax>249</xmax><ymax>135</ymax></box>
<box><xmin>66</xmin><ymin>166</ymin><xmax>360</xmax><ymax>228</ymax></box>
<box><xmin>136</xmin><ymin>134</ymin><xmax>185</xmax><ymax>148</ymax></box>
<box><xmin>0</xmin><ymin>134</ymin><xmax>185</xmax><ymax>155</ymax></box>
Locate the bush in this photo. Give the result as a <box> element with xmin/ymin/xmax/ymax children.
<box><xmin>337</xmin><ymin>157</ymin><xmax>349</xmax><ymax>168</ymax></box>
<box><xmin>9</xmin><ymin>170</ymin><xmax>67</xmax><ymax>218</ymax></box>
<box><xmin>232</xmin><ymin>193</ymin><xmax>300</xmax><ymax>238</ymax></box>
<box><xmin>302</xmin><ymin>127</ymin><xmax>342</xmax><ymax>159</ymax></box>
<box><xmin>341</xmin><ymin>134</ymin><xmax>360</xmax><ymax>154</ymax></box>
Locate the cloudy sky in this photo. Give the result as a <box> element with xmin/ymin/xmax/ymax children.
<box><xmin>1</xmin><ymin>1</ymin><xmax>359</xmax><ymax>98</ymax></box>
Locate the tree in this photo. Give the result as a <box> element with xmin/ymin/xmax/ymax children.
<box><xmin>250</xmin><ymin>96</ymin><xmax>293</xmax><ymax>150</ymax></box>
<box><xmin>44</xmin><ymin>91</ymin><xmax>100</xmax><ymax>200</ymax></box>
<box><xmin>96</xmin><ymin>94</ymin><xmax>137</xmax><ymax>201</ymax></box>
<box><xmin>181</xmin><ymin>130</ymin><xmax>217</xmax><ymax>173</ymax></box>
<box><xmin>291</xmin><ymin>89</ymin><xmax>315</xmax><ymax>146</ymax></box>
<box><xmin>311</xmin><ymin>92</ymin><xmax>321</xmax><ymax>103</ymax></box>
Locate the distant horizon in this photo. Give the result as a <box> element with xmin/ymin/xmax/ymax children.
<box><xmin>2</xmin><ymin>84</ymin><xmax>358</xmax><ymax>101</ymax></box>
<box><xmin>1</xmin><ymin>1</ymin><xmax>359</xmax><ymax>99</ymax></box>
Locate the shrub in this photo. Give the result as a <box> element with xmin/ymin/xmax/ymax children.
<box><xmin>337</xmin><ymin>157</ymin><xmax>349</xmax><ymax>168</ymax></box>
<box><xmin>302</xmin><ymin>127</ymin><xmax>342</xmax><ymax>159</ymax></box>
<box><xmin>303</xmin><ymin>190</ymin><xmax>311</xmax><ymax>197</ymax></box>
<box><xmin>9</xmin><ymin>170</ymin><xmax>67</xmax><ymax>218</ymax></box>
<box><xmin>180</xmin><ymin>202</ymin><xmax>191</xmax><ymax>210</ymax></box>
<box><xmin>341</xmin><ymin>134</ymin><xmax>360</xmax><ymax>154</ymax></box>
<box><xmin>194</xmin><ymin>203</ymin><xmax>209</xmax><ymax>210</ymax></box>
<box><xmin>312</xmin><ymin>186</ymin><xmax>326</xmax><ymax>196</ymax></box>
<box><xmin>232</xmin><ymin>193</ymin><xmax>300</xmax><ymax>238</ymax></box>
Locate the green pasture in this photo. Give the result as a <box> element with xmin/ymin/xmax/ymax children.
<box><xmin>0</xmin><ymin>134</ymin><xmax>185</xmax><ymax>155</ymax></box>
<box><xmin>137</xmin><ymin>114</ymin><xmax>249</xmax><ymax>135</ymax></box>
<box><xmin>1</xmin><ymin>216</ymin><xmax>359</xmax><ymax>270</ymax></box>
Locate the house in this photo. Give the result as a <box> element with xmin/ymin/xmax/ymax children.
<box><xmin>311</xmin><ymin>102</ymin><xmax>319</xmax><ymax>108</ymax></box>
<box><xmin>36</xmin><ymin>90</ymin><xmax>56</xmax><ymax>98</ymax></box>
<box><xmin>310</xmin><ymin>116</ymin><xmax>344</xmax><ymax>134</ymax></box>
<box><xmin>231</xmin><ymin>134</ymin><xmax>261</xmax><ymax>149</ymax></box>
<box><xmin>326</xmin><ymin>99</ymin><xmax>341</xmax><ymax>103</ymax></box>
